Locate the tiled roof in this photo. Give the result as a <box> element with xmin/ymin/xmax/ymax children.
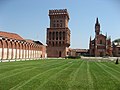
<box><xmin>0</xmin><ymin>31</ymin><xmax>24</xmax><ymax>40</ymax></box>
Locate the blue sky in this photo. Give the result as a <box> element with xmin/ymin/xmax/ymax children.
<box><xmin>0</xmin><ymin>0</ymin><xmax>120</xmax><ymax>49</ymax></box>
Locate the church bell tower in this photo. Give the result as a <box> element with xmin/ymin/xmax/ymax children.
<box><xmin>95</xmin><ymin>17</ymin><xmax>100</xmax><ymax>35</ymax></box>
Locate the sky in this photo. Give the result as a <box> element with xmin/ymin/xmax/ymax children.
<box><xmin>0</xmin><ymin>0</ymin><xmax>120</xmax><ymax>49</ymax></box>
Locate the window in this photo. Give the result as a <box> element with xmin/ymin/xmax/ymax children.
<box><xmin>119</xmin><ymin>48</ymin><xmax>120</xmax><ymax>51</ymax></box>
<box><xmin>56</xmin><ymin>32</ymin><xmax>58</xmax><ymax>40</ymax></box>
<box><xmin>59</xmin><ymin>41</ymin><xmax>61</xmax><ymax>46</ymax></box>
<box><xmin>118</xmin><ymin>52</ymin><xmax>120</xmax><ymax>54</ymax></box>
<box><xmin>63</xmin><ymin>41</ymin><xmax>64</xmax><ymax>44</ymax></box>
<box><xmin>63</xmin><ymin>32</ymin><xmax>65</xmax><ymax>40</ymax></box>
<box><xmin>56</xmin><ymin>42</ymin><xmax>58</xmax><ymax>46</ymax></box>
<box><xmin>49</xmin><ymin>32</ymin><xmax>51</xmax><ymax>40</ymax></box>
<box><xmin>100</xmin><ymin>40</ymin><xmax>102</xmax><ymax>44</ymax></box>
<box><xmin>52</xmin><ymin>32</ymin><xmax>55</xmax><ymax>40</ymax></box>
<box><xmin>60</xmin><ymin>23</ymin><xmax>62</xmax><ymax>27</ymax></box>
<box><xmin>60</xmin><ymin>20</ymin><xmax>62</xmax><ymax>22</ymax></box>
<box><xmin>57</xmin><ymin>24</ymin><xmax>59</xmax><ymax>27</ymax></box>
<box><xmin>53</xmin><ymin>24</ymin><xmax>56</xmax><ymax>27</ymax></box>
<box><xmin>59</xmin><ymin>32</ymin><xmax>62</xmax><ymax>40</ymax></box>
<box><xmin>52</xmin><ymin>42</ymin><xmax>54</xmax><ymax>46</ymax></box>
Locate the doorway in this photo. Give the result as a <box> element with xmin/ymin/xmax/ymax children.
<box><xmin>59</xmin><ymin>51</ymin><xmax>61</xmax><ymax>57</ymax></box>
<box><xmin>100</xmin><ymin>52</ymin><xmax>103</xmax><ymax>57</ymax></box>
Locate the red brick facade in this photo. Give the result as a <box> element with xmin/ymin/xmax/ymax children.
<box><xmin>46</xmin><ymin>9</ymin><xmax>70</xmax><ymax>58</ymax></box>
<box><xmin>112</xmin><ymin>42</ymin><xmax>120</xmax><ymax>57</ymax></box>
<box><xmin>89</xmin><ymin>18</ymin><xmax>112</xmax><ymax>57</ymax></box>
<box><xmin>0</xmin><ymin>31</ymin><xmax>46</xmax><ymax>61</ymax></box>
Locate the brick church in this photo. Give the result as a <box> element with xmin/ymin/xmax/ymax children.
<box><xmin>89</xmin><ymin>18</ymin><xmax>112</xmax><ymax>57</ymax></box>
<box><xmin>46</xmin><ymin>9</ymin><xmax>70</xmax><ymax>58</ymax></box>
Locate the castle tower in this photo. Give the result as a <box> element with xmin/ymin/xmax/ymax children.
<box><xmin>95</xmin><ymin>17</ymin><xmax>100</xmax><ymax>35</ymax></box>
<box><xmin>46</xmin><ymin>9</ymin><xmax>70</xmax><ymax>58</ymax></box>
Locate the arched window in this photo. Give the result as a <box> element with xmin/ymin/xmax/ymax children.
<box><xmin>57</xmin><ymin>24</ymin><xmax>59</xmax><ymax>27</ymax></box>
<box><xmin>63</xmin><ymin>41</ymin><xmax>64</xmax><ymax>45</ymax></box>
<box><xmin>60</xmin><ymin>23</ymin><xmax>62</xmax><ymax>27</ymax></box>
<box><xmin>56</xmin><ymin>42</ymin><xmax>58</xmax><ymax>46</ymax></box>
<box><xmin>49</xmin><ymin>32</ymin><xmax>51</xmax><ymax>40</ymax></box>
<box><xmin>56</xmin><ymin>32</ymin><xmax>58</xmax><ymax>40</ymax></box>
<box><xmin>63</xmin><ymin>32</ymin><xmax>65</xmax><ymax>40</ymax></box>
<box><xmin>59</xmin><ymin>41</ymin><xmax>61</xmax><ymax>46</ymax></box>
<box><xmin>53</xmin><ymin>24</ymin><xmax>56</xmax><ymax>27</ymax></box>
<box><xmin>59</xmin><ymin>32</ymin><xmax>62</xmax><ymax>40</ymax></box>
<box><xmin>49</xmin><ymin>41</ymin><xmax>51</xmax><ymax>45</ymax></box>
<box><xmin>100</xmin><ymin>40</ymin><xmax>102</xmax><ymax>44</ymax></box>
<box><xmin>52</xmin><ymin>42</ymin><xmax>54</xmax><ymax>46</ymax></box>
<box><xmin>52</xmin><ymin>32</ymin><xmax>55</xmax><ymax>40</ymax></box>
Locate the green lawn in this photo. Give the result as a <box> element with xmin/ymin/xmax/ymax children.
<box><xmin>0</xmin><ymin>59</ymin><xmax>120</xmax><ymax>90</ymax></box>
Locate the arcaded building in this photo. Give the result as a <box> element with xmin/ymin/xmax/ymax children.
<box><xmin>46</xmin><ymin>9</ymin><xmax>70</xmax><ymax>58</ymax></box>
<box><xmin>89</xmin><ymin>18</ymin><xmax>112</xmax><ymax>57</ymax></box>
<box><xmin>0</xmin><ymin>31</ymin><xmax>46</xmax><ymax>61</ymax></box>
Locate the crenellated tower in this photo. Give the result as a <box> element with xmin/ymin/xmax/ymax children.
<box><xmin>46</xmin><ymin>9</ymin><xmax>70</xmax><ymax>58</ymax></box>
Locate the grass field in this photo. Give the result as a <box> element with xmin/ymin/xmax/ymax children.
<box><xmin>0</xmin><ymin>59</ymin><xmax>120</xmax><ymax>90</ymax></box>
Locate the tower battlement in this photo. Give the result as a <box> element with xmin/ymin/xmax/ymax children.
<box><xmin>49</xmin><ymin>9</ymin><xmax>69</xmax><ymax>19</ymax></box>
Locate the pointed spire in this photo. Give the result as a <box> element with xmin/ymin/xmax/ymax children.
<box><xmin>95</xmin><ymin>17</ymin><xmax>100</xmax><ymax>26</ymax></box>
<box><xmin>106</xmin><ymin>32</ymin><xmax>107</xmax><ymax>38</ymax></box>
<box><xmin>90</xmin><ymin>36</ymin><xmax>91</xmax><ymax>41</ymax></box>
<box><xmin>96</xmin><ymin>17</ymin><xmax>99</xmax><ymax>24</ymax></box>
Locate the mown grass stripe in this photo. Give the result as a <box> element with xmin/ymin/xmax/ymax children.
<box><xmin>0</xmin><ymin>59</ymin><xmax>120</xmax><ymax>90</ymax></box>
<box><xmin>87</xmin><ymin>61</ymin><xmax>94</xmax><ymax>90</ymax></box>
<box><xmin>95</xmin><ymin>62</ymin><xmax>120</xmax><ymax>82</ymax></box>
<box><xmin>0</xmin><ymin>66</ymin><xmax>31</xmax><ymax>77</ymax></box>
<box><xmin>0</xmin><ymin>67</ymin><xmax>37</xmax><ymax>81</ymax></box>
<box><xmin>36</xmin><ymin>61</ymin><xmax>75</xmax><ymax>90</ymax></box>
<box><xmin>68</xmin><ymin>60</ymin><xmax>83</xmax><ymax>90</ymax></box>
<box><xmin>100</xmin><ymin>63</ymin><xmax>120</xmax><ymax>74</ymax></box>
<box><xmin>10</xmin><ymin>60</ymin><xmax>70</xmax><ymax>90</ymax></box>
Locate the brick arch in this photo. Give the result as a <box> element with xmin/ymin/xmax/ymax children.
<box><xmin>26</xmin><ymin>43</ymin><xmax>29</xmax><ymax>59</ymax></box>
<box><xmin>17</xmin><ymin>42</ymin><xmax>20</xmax><ymax>59</ymax></box>
<box><xmin>24</xmin><ymin>43</ymin><xmax>27</xmax><ymax>59</ymax></box>
<box><xmin>29</xmin><ymin>44</ymin><xmax>32</xmax><ymax>59</ymax></box>
<box><xmin>31</xmin><ymin>44</ymin><xmax>34</xmax><ymax>59</ymax></box>
<box><xmin>19</xmin><ymin>42</ymin><xmax>22</xmax><ymax>59</ymax></box>
<box><xmin>34</xmin><ymin>45</ymin><xmax>37</xmax><ymax>58</ymax></box>
<box><xmin>3</xmin><ymin>40</ymin><xmax>8</xmax><ymax>59</ymax></box>
<box><xmin>28</xmin><ymin>44</ymin><xmax>31</xmax><ymax>59</ymax></box>
<box><xmin>36</xmin><ymin>45</ymin><xmax>39</xmax><ymax>58</ymax></box>
<box><xmin>21</xmin><ymin>43</ymin><xmax>24</xmax><ymax>59</ymax></box>
<box><xmin>0</xmin><ymin>40</ymin><xmax>3</xmax><ymax>60</ymax></box>
<box><xmin>22</xmin><ymin>43</ymin><xmax>25</xmax><ymax>59</ymax></box>
<box><xmin>33</xmin><ymin>44</ymin><xmax>35</xmax><ymax>58</ymax></box>
<box><xmin>12</xmin><ymin>41</ymin><xmax>16</xmax><ymax>59</ymax></box>
<box><xmin>8</xmin><ymin>41</ymin><xmax>12</xmax><ymax>59</ymax></box>
<box><xmin>15</xmin><ymin>42</ymin><xmax>19</xmax><ymax>59</ymax></box>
